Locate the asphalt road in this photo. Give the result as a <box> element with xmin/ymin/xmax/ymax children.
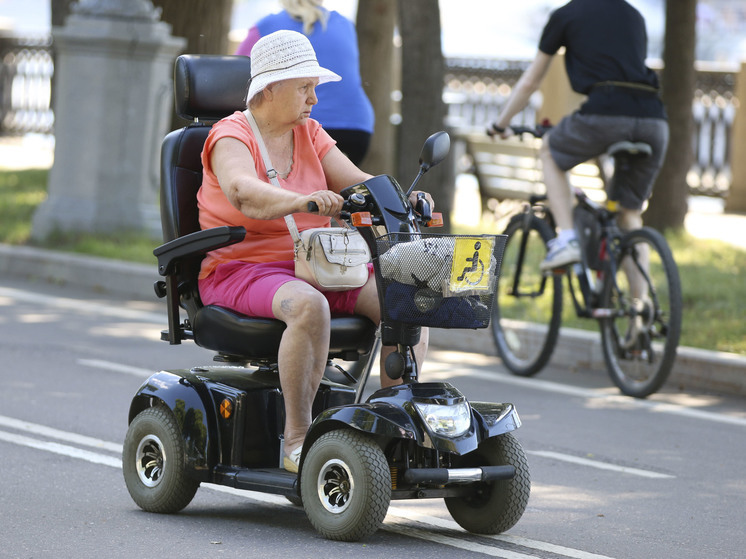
<box><xmin>1</xmin><ymin>277</ymin><xmax>744</xmax><ymax>559</ymax></box>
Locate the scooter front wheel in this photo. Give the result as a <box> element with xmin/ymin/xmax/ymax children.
<box><xmin>122</xmin><ymin>405</ymin><xmax>200</xmax><ymax>513</ymax></box>
<box><xmin>445</xmin><ymin>432</ymin><xmax>530</xmax><ymax>534</ymax></box>
<box><xmin>301</xmin><ymin>429</ymin><xmax>390</xmax><ymax>541</ymax></box>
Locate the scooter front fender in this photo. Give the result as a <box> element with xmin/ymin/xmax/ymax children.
<box><xmin>305</xmin><ymin>401</ymin><xmax>418</xmax><ymax>451</ymax></box>
<box><xmin>471</xmin><ymin>401</ymin><xmax>522</xmax><ymax>438</ymax></box>
<box><xmin>128</xmin><ymin>370</ymin><xmax>214</xmax><ymax>480</ymax></box>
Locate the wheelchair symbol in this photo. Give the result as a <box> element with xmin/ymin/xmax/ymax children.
<box><xmin>456</xmin><ymin>241</ymin><xmax>485</xmax><ymax>285</ymax></box>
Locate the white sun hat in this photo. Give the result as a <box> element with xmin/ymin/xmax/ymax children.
<box><xmin>247</xmin><ymin>30</ymin><xmax>341</xmax><ymax>101</ymax></box>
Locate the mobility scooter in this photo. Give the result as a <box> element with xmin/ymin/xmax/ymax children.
<box><xmin>122</xmin><ymin>54</ymin><xmax>530</xmax><ymax>541</ymax></box>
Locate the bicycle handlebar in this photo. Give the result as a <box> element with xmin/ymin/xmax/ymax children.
<box><xmin>508</xmin><ymin>123</ymin><xmax>552</xmax><ymax>138</ymax></box>
<box><xmin>486</xmin><ymin>120</ymin><xmax>553</xmax><ymax>139</ymax></box>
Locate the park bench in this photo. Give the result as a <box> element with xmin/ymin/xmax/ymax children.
<box><xmin>460</xmin><ymin>132</ymin><xmax>606</xmax><ymax>217</ymax></box>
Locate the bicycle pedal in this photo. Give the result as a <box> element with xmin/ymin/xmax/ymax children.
<box><xmin>544</xmin><ymin>268</ymin><xmax>568</xmax><ymax>277</ymax></box>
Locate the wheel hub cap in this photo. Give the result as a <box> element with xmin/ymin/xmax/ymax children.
<box><xmin>316</xmin><ymin>459</ymin><xmax>354</xmax><ymax>514</ymax></box>
<box><xmin>135</xmin><ymin>434</ymin><xmax>165</xmax><ymax>488</ymax></box>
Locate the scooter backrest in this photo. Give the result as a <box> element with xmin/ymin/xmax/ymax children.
<box><xmin>160</xmin><ymin>55</ymin><xmax>253</xmax><ymax>243</ymax></box>
<box><xmin>174</xmin><ymin>54</ymin><xmax>252</xmax><ymax>121</ymax></box>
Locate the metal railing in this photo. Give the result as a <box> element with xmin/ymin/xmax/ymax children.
<box><xmin>0</xmin><ymin>37</ymin><xmax>738</xmax><ymax>197</ymax></box>
<box><xmin>0</xmin><ymin>35</ymin><xmax>54</xmax><ymax>136</ymax></box>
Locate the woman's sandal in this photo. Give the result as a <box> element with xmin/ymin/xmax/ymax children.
<box><xmin>283</xmin><ymin>445</ymin><xmax>302</xmax><ymax>473</ymax></box>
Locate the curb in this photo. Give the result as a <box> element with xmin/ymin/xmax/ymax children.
<box><xmin>3</xmin><ymin>243</ymin><xmax>745</xmax><ymax>397</ymax></box>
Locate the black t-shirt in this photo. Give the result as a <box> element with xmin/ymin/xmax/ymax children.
<box><xmin>538</xmin><ymin>0</ymin><xmax>666</xmax><ymax>118</ymax></box>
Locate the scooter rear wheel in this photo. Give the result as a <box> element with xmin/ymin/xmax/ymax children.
<box><xmin>123</xmin><ymin>406</ymin><xmax>200</xmax><ymax>513</ymax></box>
<box><xmin>445</xmin><ymin>432</ymin><xmax>530</xmax><ymax>534</ymax></box>
<box><xmin>300</xmin><ymin>429</ymin><xmax>390</xmax><ymax>541</ymax></box>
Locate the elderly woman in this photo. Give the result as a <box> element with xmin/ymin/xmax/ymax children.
<box><xmin>197</xmin><ymin>30</ymin><xmax>432</xmax><ymax>473</ymax></box>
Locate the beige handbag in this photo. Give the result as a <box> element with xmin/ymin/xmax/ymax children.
<box><xmin>294</xmin><ymin>227</ymin><xmax>371</xmax><ymax>291</ymax></box>
<box><xmin>246</xmin><ymin>111</ymin><xmax>371</xmax><ymax>292</ymax></box>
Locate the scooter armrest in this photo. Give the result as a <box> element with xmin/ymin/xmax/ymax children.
<box><xmin>154</xmin><ymin>226</ymin><xmax>246</xmax><ymax>276</ymax></box>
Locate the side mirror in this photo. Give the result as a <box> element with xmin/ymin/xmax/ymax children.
<box><xmin>419</xmin><ymin>131</ymin><xmax>450</xmax><ymax>172</ymax></box>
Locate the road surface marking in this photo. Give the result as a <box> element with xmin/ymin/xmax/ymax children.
<box><xmin>0</xmin><ymin>416</ymin><xmax>620</xmax><ymax>559</ymax></box>
<box><xmin>526</xmin><ymin>450</ymin><xmax>675</xmax><ymax>479</ymax></box>
<box><xmin>78</xmin><ymin>358</ymin><xmax>153</xmax><ymax>378</ymax></box>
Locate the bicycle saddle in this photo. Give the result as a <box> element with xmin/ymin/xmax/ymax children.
<box><xmin>606</xmin><ymin>141</ymin><xmax>653</xmax><ymax>158</ymax></box>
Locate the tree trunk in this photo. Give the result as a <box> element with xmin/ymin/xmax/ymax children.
<box><xmin>356</xmin><ymin>0</ymin><xmax>397</xmax><ymax>175</ymax></box>
<box><xmin>152</xmin><ymin>0</ymin><xmax>233</xmax><ymax>129</ymax></box>
<box><xmin>50</xmin><ymin>0</ymin><xmax>77</xmax><ymax>26</ymax></box>
<box><xmin>397</xmin><ymin>0</ymin><xmax>451</xmax><ymax>230</ymax></box>
<box><xmin>151</xmin><ymin>0</ymin><xmax>231</xmax><ymax>55</ymax></box>
<box><xmin>645</xmin><ymin>0</ymin><xmax>697</xmax><ymax>231</ymax></box>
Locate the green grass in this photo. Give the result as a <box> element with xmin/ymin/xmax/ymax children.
<box><xmin>0</xmin><ymin>168</ymin><xmax>157</xmax><ymax>265</ymax></box>
<box><xmin>454</xmin><ymin>209</ymin><xmax>746</xmax><ymax>356</ymax></box>
<box><xmin>2</xmin><ymin>168</ymin><xmax>745</xmax><ymax>354</ymax></box>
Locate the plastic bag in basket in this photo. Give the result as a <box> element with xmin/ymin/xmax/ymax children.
<box><xmin>378</xmin><ymin>237</ymin><xmax>453</xmax><ymax>292</ymax></box>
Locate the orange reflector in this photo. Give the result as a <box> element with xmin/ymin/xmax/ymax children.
<box><xmin>220</xmin><ymin>398</ymin><xmax>233</xmax><ymax>419</ymax></box>
<box><xmin>427</xmin><ymin>212</ymin><xmax>444</xmax><ymax>227</ymax></box>
<box><xmin>351</xmin><ymin>212</ymin><xmax>373</xmax><ymax>227</ymax></box>
<box><xmin>606</xmin><ymin>200</ymin><xmax>619</xmax><ymax>212</ymax></box>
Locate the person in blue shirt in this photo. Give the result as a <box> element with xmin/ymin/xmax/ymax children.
<box><xmin>236</xmin><ymin>0</ymin><xmax>375</xmax><ymax>165</ymax></box>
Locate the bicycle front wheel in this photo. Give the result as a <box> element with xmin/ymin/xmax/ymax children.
<box><xmin>491</xmin><ymin>214</ymin><xmax>563</xmax><ymax>376</ymax></box>
<box><xmin>599</xmin><ymin>227</ymin><xmax>682</xmax><ymax>398</ymax></box>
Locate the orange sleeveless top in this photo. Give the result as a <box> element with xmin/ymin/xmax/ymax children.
<box><xmin>197</xmin><ymin>112</ymin><xmax>336</xmax><ymax>279</ymax></box>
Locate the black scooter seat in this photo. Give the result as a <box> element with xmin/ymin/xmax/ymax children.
<box><xmin>193</xmin><ymin>304</ymin><xmax>377</xmax><ymax>359</ymax></box>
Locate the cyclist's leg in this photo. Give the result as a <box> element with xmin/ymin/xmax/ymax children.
<box><xmin>611</xmin><ymin>117</ymin><xmax>669</xmax><ymax>301</ymax></box>
<box><xmin>539</xmin><ymin>114</ymin><xmax>609</xmax><ymax>269</ymax></box>
<box><xmin>539</xmin><ymin>136</ymin><xmax>574</xmax><ymax>231</ymax></box>
<box><xmin>617</xmin><ymin>208</ymin><xmax>648</xmax><ymax>301</ymax></box>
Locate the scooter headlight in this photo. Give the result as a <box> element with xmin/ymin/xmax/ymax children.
<box><xmin>414</xmin><ymin>400</ymin><xmax>471</xmax><ymax>437</ymax></box>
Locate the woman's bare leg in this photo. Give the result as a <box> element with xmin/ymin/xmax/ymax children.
<box><xmin>272</xmin><ymin>281</ymin><xmax>331</xmax><ymax>454</ymax></box>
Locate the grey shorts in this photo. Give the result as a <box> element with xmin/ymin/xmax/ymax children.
<box><xmin>548</xmin><ymin>113</ymin><xmax>669</xmax><ymax>210</ymax></box>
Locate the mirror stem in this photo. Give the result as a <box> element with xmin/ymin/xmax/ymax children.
<box><xmin>405</xmin><ymin>167</ymin><xmax>426</xmax><ymax>197</ymax></box>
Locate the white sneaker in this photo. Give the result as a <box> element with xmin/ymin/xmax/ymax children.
<box><xmin>540</xmin><ymin>238</ymin><xmax>581</xmax><ymax>272</ymax></box>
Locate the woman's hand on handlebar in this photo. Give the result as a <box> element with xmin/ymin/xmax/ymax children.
<box><xmin>303</xmin><ymin>190</ymin><xmax>344</xmax><ymax>216</ymax></box>
<box><xmin>409</xmin><ymin>190</ymin><xmax>434</xmax><ymax>212</ymax></box>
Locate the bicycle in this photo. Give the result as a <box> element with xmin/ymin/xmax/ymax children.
<box><xmin>490</xmin><ymin>124</ymin><xmax>682</xmax><ymax>398</ymax></box>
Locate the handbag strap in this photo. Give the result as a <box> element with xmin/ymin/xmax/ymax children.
<box><xmin>244</xmin><ymin>109</ymin><xmax>303</xmax><ymax>244</ymax></box>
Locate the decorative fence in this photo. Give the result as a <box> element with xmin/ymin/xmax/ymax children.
<box><xmin>0</xmin><ymin>35</ymin><xmax>54</xmax><ymax>135</ymax></box>
<box><xmin>0</xmin><ymin>36</ymin><xmax>738</xmax><ymax>198</ymax></box>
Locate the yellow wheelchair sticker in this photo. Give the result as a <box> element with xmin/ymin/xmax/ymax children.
<box><xmin>449</xmin><ymin>237</ymin><xmax>493</xmax><ymax>293</ymax></box>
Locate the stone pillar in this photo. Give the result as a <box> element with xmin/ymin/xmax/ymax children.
<box><xmin>725</xmin><ymin>62</ymin><xmax>746</xmax><ymax>213</ymax></box>
<box><xmin>32</xmin><ymin>0</ymin><xmax>185</xmax><ymax>240</ymax></box>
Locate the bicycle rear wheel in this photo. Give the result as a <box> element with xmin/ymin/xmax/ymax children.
<box><xmin>491</xmin><ymin>214</ymin><xmax>562</xmax><ymax>376</ymax></box>
<box><xmin>599</xmin><ymin>227</ymin><xmax>682</xmax><ymax>398</ymax></box>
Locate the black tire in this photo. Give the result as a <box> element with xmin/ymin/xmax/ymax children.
<box><xmin>492</xmin><ymin>214</ymin><xmax>563</xmax><ymax>376</ymax></box>
<box><xmin>285</xmin><ymin>494</ymin><xmax>303</xmax><ymax>507</ymax></box>
<box><xmin>300</xmin><ymin>430</ymin><xmax>390</xmax><ymax>541</ymax></box>
<box><xmin>445</xmin><ymin>432</ymin><xmax>531</xmax><ymax>534</ymax></box>
<box><xmin>122</xmin><ymin>406</ymin><xmax>200</xmax><ymax>513</ymax></box>
<box><xmin>600</xmin><ymin>227</ymin><xmax>682</xmax><ymax>398</ymax></box>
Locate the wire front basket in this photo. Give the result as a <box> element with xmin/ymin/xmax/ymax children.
<box><xmin>375</xmin><ymin>233</ymin><xmax>506</xmax><ymax>329</ymax></box>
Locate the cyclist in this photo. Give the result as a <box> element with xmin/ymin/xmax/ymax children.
<box><xmin>488</xmin><ymin>0</ymin><xmax>669</xmax><ymax>274</ymax></box>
